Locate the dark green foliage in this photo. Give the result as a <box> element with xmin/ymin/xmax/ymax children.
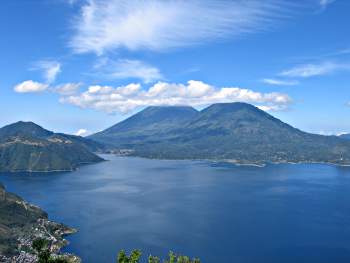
<box><xmin>163</xmin><ymin>251</ymin><xmax>200</xmax><ymax>263</ymax></box>
<box><xmin>50</xmin><ymin>258</ymin><xmax>70</xmax><ymax>263</ymax></box>
<box><xmin>32</xmin><ymin>238</ymin><xmax>49</xmax><ymax>252</ymax></box>
<box><xmin>91</xmin><ymin>103</ymin><xmax>350</xmax><ymax>165</ymax></box>
<box><xmin>148</xmin><ymin>255</ymin><xmax>160</xmax><ymax>263</ymax></box>
<box><xmin>117</xmin><ymin>250</ymin><xmax>142</xmax><ymax>263</ymax></box>
<box><xmin>118</xmin><ymin>250</ymin><xmax>200</xmax><ymax>263</ymax></box>
<box><xmin>38</xmin><ymin>249</ymin><xmax>51</xmax><ymax>263</ymax></box>
<box><xmin>33</xmin><ymin>238</ymin><xmax>68</xmax><ymax>263</ymax></box>
<box><xmin>0</xmin><ymin>121</ymin><xmax>104</xmax><ymax>172</ymax></box>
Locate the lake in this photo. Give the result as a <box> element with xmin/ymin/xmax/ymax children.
<box><xmin>1</xmin><ymin>155</ymin><xmax>350</xmax><ymax>263</ymax></box>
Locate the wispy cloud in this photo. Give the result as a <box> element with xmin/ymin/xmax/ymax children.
<box><xmin>14</xmin><ymin>80</ymin><xmax>49</xmax><ymax>93</ymax></box>
<box><xmin>70</xmin><ymin>0</ymin><xmax>293</xmax><ymax>54</ymax></box>
<box><xmin>66</xmin><ymin>0</ymin><xmax>79</xmax><ymax>5</ymax></box>
<box><xmin>32</xmin><ymin>60</ymin><xmax>61</xmax><ymax>83</ymax></box>
<box><xmin>319</xmin><ymin>0</ymin><xmax>336</xmax><ymax>9</ymax></box>
<box><xmin>60</xmin><ymin>80</ymin><xmax>292</xmax><ymax>113</ymax></box>
<box><xmin>54</xmin><ymin>83</ymin><xmax>82</xmax><ymax>95</ymax></box>
<box><xmin>280</xmin><ymin>62</ymin><xmax>350</xmax><ymax>78</ymax></box>
<box><xmin>262</xmin><ymin>78</ymin><xmax>299</xmax><ymax>86</ymax></box>
<box><xmin>94</xmin><ymin>58</ymin><xmax>163</xmax><ymax>83</ymax></box>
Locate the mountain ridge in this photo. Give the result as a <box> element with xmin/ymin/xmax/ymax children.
<box><xmin>340</xmin><ymin>133</ymin><xmax>350</xmax><ymax>140</ymax></box>
<box><xmin>90</xmin><ymin>105</ymin><xmax>199</xmax><ymax>147</ymax></box>
<box><xmin>0</xmin><ymin>121</ymin><xmax>104</xmax><ymax>172</ymax></box>
<box><xmin>90</xmin><ymin>102</ymin><xmax>350</xmax><ymax>165</ymax></box>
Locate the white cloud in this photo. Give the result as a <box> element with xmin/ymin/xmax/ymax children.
<box><xmin>75</xmin><ymin>129</ymin><xmax>89</xmax><ymax>136</ymax></box>
<box><xmin>54</xmin><ymin>83</ymin><xmax>82</xmax><ymax>95</ymax></box>
<box><xmin>14</xmin><ymin>81</ymin><xmax>82</xmax><ymax>95</ymax></box>
<box><xmin>70</xmin><ymin>0</ymin><xmax>291</xmax><ymax>54</ymax></box>
<box><xmin>319</xmin><ymin>0</ymin><xmax>336</xmax><ymax>8</ymax></box>
<box><xmin>337</xmin><ymin>131</ymin><xmax>348</xmax><ymax>136</ymax></box>
<box><xmin>94</xmin><ymin>59</ymin><xmax>162</xmax><ymax>83</ymax></box>
<box><xmin>32</xmin><ymin>60</ymin><xmax>61</xmax><ymax>83</ymax></box>
<box><xmin>60</xmin><ymin>80</ymin><xmax>292</xmax><ymax>113</ymax></box>
<box><xmin>14</xmin><ymin>80</ymin><xmax>49</xmax><ymax>93</ymax></box>
<box><xmin>280</xmin><ymin>62</ymin><xmax>350</xmax><ymax>78</ymax></box>
<box><xmin>262</xmin><ymin>78</ymin><xmax>299</xmax><ymax>86</ymax></box>
<box><xmin>257</xmin><ymin>105</ymin><xmax>288</xmax><ymax>112</ymax></box>
<box><xmin>318</xmin><ymin>130</ymin><xmax>347</xmax><ymax>136</ymax></box>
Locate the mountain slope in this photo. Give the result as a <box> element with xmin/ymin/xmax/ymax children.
<box><xmin>0</xmin><ymin>121</ymin><xmax>53</xmax><ymax>138</ymax></box>
<box><xmin>340</xmin><ymin>134</ymin><xmax>350</xmax><ymax>140</ymax></box>
<box><xmin>90</xmin><ymin>106</ymin><xmax>199</xmax><ymax>147</ymax></box>
<box><xmin>0</xmin><ymin>184</ymin><xmax>76</xmax><ymax>261</ymax></box>
<box><xmin>93</xmin><ymin>103</ymin><xmax>350</xmax><ymax>165</ymax></box>
<box><xmin>0</xmin><ymin>122</ymin><xmax>103</xmax><ymax>172</ymax></box>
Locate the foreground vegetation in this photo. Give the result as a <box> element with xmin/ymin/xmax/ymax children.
<box><xmin>33</xmin><ymin>239</ymin><xmax>69</xmax><ymax>263</ymax></box>
<box><xmin>117</xmin><ymin>250</ymin><xmax>200</xmax><ymax>263</ymax></box>
<box><xmin>30</xmin><ymin>243</ymin><xmax>201</xmax><ymax>263</ymax></box>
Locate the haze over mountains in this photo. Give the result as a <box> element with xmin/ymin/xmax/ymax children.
<box><xmin>90</xmin><ymin>102</ymin><xmax>350</xmax><ymax>165</ymax></box>
<box><xmin>0</xmin><ymin>121</ymin><xmax>103</xmax><ymax>172</ymax></box>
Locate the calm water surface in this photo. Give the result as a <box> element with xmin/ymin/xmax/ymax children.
<box><xmin>1</xmin><ymin>155</ymin><xmax>350</xmax><ymax>263</ymax></box>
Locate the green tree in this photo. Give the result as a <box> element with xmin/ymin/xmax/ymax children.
<box><xmin>32</xmin><ymin>239</ymin><xmax>68</xmax><ymax>263</ymax></box>
<box><xmin>32</xmin><ymin>238</ymin><xmax>48</xmax><ymax>253</ymax></box>
<box><xmin>38</xmin><ymin>250</ymin><xmax>51</xmax><ymax>263</ymax></box>
<box><xmin>167</xmin><ymin>251</ymin><xmax>176</xmax><ymax>263</ymax></box>
<box><xmin>130</xmin><ymin>250</ymin><xmax>142</xmax><ymax>263</ymax></box>
<box><xmin>118</xmin><ymin>250</ymin><xmax>128</xmax><ymax>263</ymax></box>
<box><xmin>148</xmin><ymin>255</ymin><xmax>160</xmax><ymax>263</ymax></box>
<box><xmin>118</xmin><ymin>250</ymin><xmax>200</xmax><ymax>263</ymax></box>
<box><xmin>117</xmin><ymin>250</ymin><xmax>142</xmax><ymax>263</ymax></box>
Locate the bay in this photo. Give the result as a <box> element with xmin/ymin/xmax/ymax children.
<box><xmin>1</xmin><ymin>155</ymin><xmax>350</xmax><ymax>263</ymax></box>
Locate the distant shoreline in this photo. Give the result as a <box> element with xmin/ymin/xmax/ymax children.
<box><xmin>223</xmin><ymin>159</ymin><xmax>350</xmax><ymax>168</ymax></box>
<box><xmin>109</xmin><ymin>154</ymin><xmax>350</xmax><ymax>168</ymax></box>
<box><xmin>0</xmin><ymin>159</ymin><xmax>106</xmax><ymax>173</ymax></box>
<box><xmin>2</xmin><ymin>155</ymin><xmax>349</xmax><ymax>173</ymax></box>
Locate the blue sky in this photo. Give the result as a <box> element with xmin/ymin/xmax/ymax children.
<box><xmin>0</xmin><ymin>0</ymin><xmax>349</xmax><ymax>136</ymax></box>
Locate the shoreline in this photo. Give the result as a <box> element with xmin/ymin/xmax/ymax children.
<box><xmin>0</xmin><ymin>159</ymin><xmax>106</xmax><ymax>173</ymax></box>
<box><xmin>2</xmin><ymin>154</ymin><xmax>349</xmax><ymax>173</ymax></box>
<box><xmin>0</xmin><ymin>184</ymin><xmax>80</xmax><ymax>263</ymax></box>
<box><xmin>113</xmin><ymin>153</ymin><xmax>350</xmax><ymax>168</ymax></box>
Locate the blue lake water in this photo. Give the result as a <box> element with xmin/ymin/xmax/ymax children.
<box><xmin>1</xmin><ymin>155</ymin><xmax>350</xmax><ymax>263</ymax></box>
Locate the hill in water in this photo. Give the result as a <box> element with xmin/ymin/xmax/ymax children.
<box><xmin>0</xmin><ymin>121</ymin><xmax>104</xmax><ymax>172</ymax></box>
<box><xmin>90</xmin><ymin>103</ymin><xmax>350</xmax><ymax>165</ymax></box>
